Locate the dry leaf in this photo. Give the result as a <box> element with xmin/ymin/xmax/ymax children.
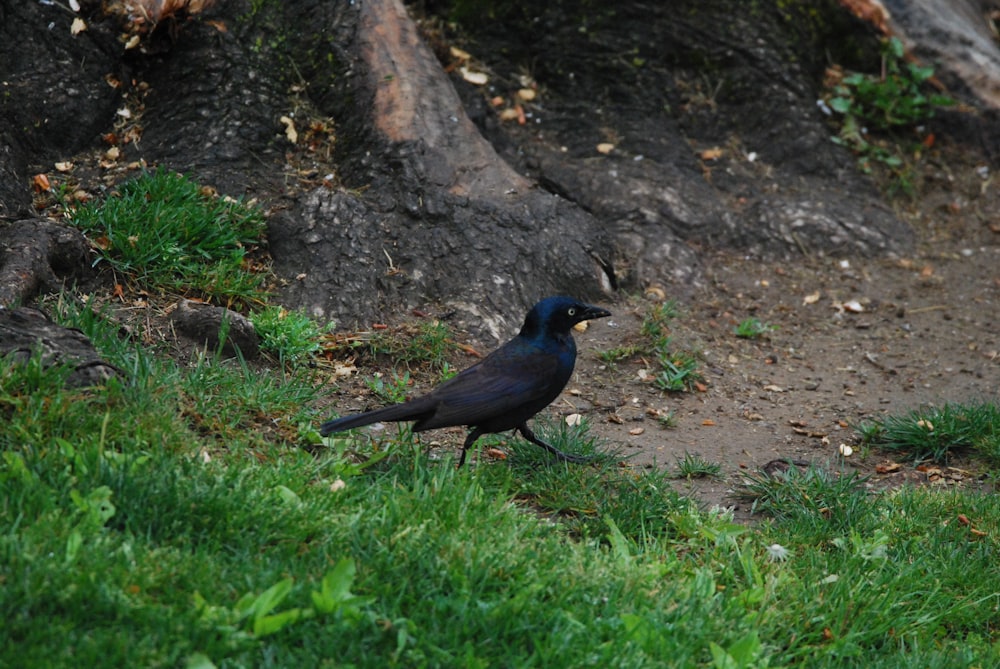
<box><xmin>596</xmin><ymin>143</ymin><xmax>615</xmax><ymax>154</ymax></box>
<box><xmin>459</xmin><ymin>67</ymin><xmax>489</xmax><ymax>85</ymax></box>
<box><xmin>280</xmin><ymin>115</ymin><xmax>298</xmax><ymax>144</ymax></box>
<box><xmin>54</xmin><ymin>162</ymin><xmax>74</xmax><ymax>172</ymax></box>
<box><xmin>803</xmin><ymin>291</ymin><xmax>821</xmax><ymax>305</ymax></box>
<box><xmin>565</xmin><ymin>413</ymin><xmax>583</xmax><ymax>427</ymax></box>
<box><xmin>842</xmin><ymin>299</ymin><xmax>864</xmax><ymax>313</ymax></box>
<box><xmin>517</xmin><ymin>88</ymin><xmax>536</xmax><ymax>101</ymax></box>
<box><xmin>499</xmin><ymin>108</ymin><xmax>520</xmax><ymax>122</ymax></box>
<box><xmin>573</xmin><ymin>321</ymin><xmax>589</xmax><ymax>333</ymax></box>
<box><xmin>71</xmin><ymin>17</ymin><xmax>87</xmax><ymax>35</ymax></box>
<box><xmin>333</xmin><ymin>363</ymin><xmax>357</xmax><ymax>377</ymax></box>
<box><xmin>838</xmin><ymin>444</ymin><xmax>854</xmax><ymax>457</ymax></box>
<box><xmin>702</xmin><ymin>419</ymin><xmax>715</xmax><ymax>426</ymax></box>
<box><xmin>32</xmin><ymin>174</ymin><xmax>51</xmax><ymax>192</ymax></box>
<box><xmin>700</xmin><ymin>147</ymin><xmax>723</xmax><ymax>160</ymax></box>
<box><xmin>629</xmin><ymin>427</ymin><xmax>645</xmax><ymax>436</ymax></box>
<box><xmin>449</xmin><ymin>46</ymin><xmax>471</xmax><ymax>62</ymax></box>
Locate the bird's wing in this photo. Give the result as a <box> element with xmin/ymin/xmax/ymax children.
<box><xmin>413</xmin><ymin>344</ymin><xmax>562</xmax><ymax>431</ymax></box>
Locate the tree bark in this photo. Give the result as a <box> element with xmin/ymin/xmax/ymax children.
<box><xmin>0</xmin><ymin>0</ymin><xmax>996</xmax><ymax>338</ymax></box>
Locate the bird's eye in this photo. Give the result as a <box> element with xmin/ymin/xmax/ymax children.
<box><xmin>567</xmin><ymin>307</ymin><xmax>577</xmax><ymax>316</ymax></box>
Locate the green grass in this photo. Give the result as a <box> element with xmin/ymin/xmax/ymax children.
<box><xmin>4</xmin><ymin>300</ymin><xmax>1000</xmax><ymax>667</ymax></box>
<box><xmin>68</xmin><ymin>168</ymin><xmax>269</xmax><ymax>304</ymax></box>
<box><xmin>250</xmin><ymin>306</ymin><xmax>333</xmax><ymax>366</ymax></box>
<box><xmin>734</xmin><ymin>317</ymin><xmax>777</xmax><ymax>339</ymax></box>
<box><xmin>857</xmin><ymin>401</ymin><xmax>1000</xmax><ymax>464</ymax></box>
<box><xmin>672</xmin><ymin>451</ymin><xmax>722</xmax><ymax>479</ymax></box>
<box><xmin>596</xmin><ymin>300</ymin><xmax>704</xmax><ymax>391</ymax></box>
<box><xmin>328</xmin><ymin>320</ymin><xmax>458</xmax><ymax>373</ymax></box>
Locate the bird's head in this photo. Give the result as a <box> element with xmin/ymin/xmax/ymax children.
<box><xmin>519</xmin><ymin>296</ymin><xmax>612</xmax><ymax>339</ymax></box>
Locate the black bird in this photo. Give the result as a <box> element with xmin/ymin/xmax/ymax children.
<box><xmin>320</xmin><ymin>296</ymin><xmax>612</xmax><ymax>466</ymax></box>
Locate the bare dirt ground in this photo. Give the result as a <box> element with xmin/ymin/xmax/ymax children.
<box><xmin>571</xmin><ymin>150</ymin><xmax>1000</xmax><ymax>515</ymax></box>
<box><xmin>318</xmin><ymin>144</ymin><xmax>999</xmax><ymax>518</ymax></box>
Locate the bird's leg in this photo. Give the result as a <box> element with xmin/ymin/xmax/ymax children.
<box><xmin>517</xmin><ymin>423</ymin><xmax>592</xmax><ymax>464</ymax></box>
<box><xmin>457</xmin><ymin>427</ymin><xmax>486</xmax><ymax>468</ymax></box>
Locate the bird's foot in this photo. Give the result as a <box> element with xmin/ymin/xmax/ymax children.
<box><xmin>518</xmin><ymin>423</ymin><xmax>593</xmax><ymax>465</ymax></box>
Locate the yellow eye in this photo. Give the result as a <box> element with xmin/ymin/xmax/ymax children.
<box><xmin>567</xmin><ymin>307</ymin><xmax>577</xmax><ymax>316</ymax></box>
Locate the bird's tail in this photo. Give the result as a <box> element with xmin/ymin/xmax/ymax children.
<box><xmin>319</xmin><ymin>399</ymin><xmax>433</xmax><ymax>437</ymax></box>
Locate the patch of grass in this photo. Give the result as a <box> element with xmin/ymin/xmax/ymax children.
<box><xmin>365</xmin><ymin>371</ymin><xmax>412</xmax><ymax>404</ymax></box>
<box><xmin>68</xmin><ymin>168</ymin><xmax>269</xmax><ymax>303</ymax></box>
<box><xmin>250</xmin><ymin>306</ymin><xmax>333</xmax><ymax>366</ymax></box>
<box><xmin>734</xmin><ymin>317</ymin><xmax>777</xmax><ymax>339</ymax></box>
<box><xmin>329</xmin><ymin>320</ymin><xmax>458</xmax><ymax>373</ymax></box>
<box><xmin>596</xmin><ymin>344</ymin><xmax>644</xmax><ymax>364</ymax></box>
<box><xmin>654</xmin><ymin>350</ymin><xmax>701</xmax><ymax>392</ymax></box>
<box><xmin>736</xmin><ymin>465</ymin><xmax>872</xmax><ymax>537</ymax></box>
<box><xmin>672</xmin><ymin>451</ymin><xmax>722</xmax><ymax>479</ymax></box>
<box><xmin>596</xmin><ymin>301</ymin><xmax>703</xmax><ymax>391</ymax></box>
<box><xmin>857</xmin><ymin>401</ymin><xmax>1000</xmax><ymax>463</ymax></box>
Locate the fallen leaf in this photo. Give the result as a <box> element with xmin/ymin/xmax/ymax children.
<box><xmin>449</xmin><ymin>46</ymin><xmax>471</xmax><ymax>61</ymax></box>
<box><xmin>565</xmin><ymin>413</ymin><xmax>583</xmax><ymax>427</ymax></box>
<box><xmin>875</xmin><ymin>462</ymin><xmax>902</xmax><ymax>474</ymax></box>
<box><xmin>459</xmin><ymin>67</ymin><xmax>489</xmax><ymax>85</ymax></box>
<box><xmin>838</xmin><ymin>444</ymin><xmax>853</xmax><ymax>457</ymax></box>
<box><xmin>498</xmin><ymin>108</ymin><xmax>520</xmax><ymax>122</ymax></box>
<box><xmin>32</xmin><ymin>173</ymin><xmax>51</xmax><ymax>192</ymax></box>
<box><xmin>803</xmin><ymin>291</ymin><xmax>821</xmax><ymax>305</ymax></box>
<box><xmin>700</xmin><ymin>147</ymin><xmax>723</xmax><ymax>160</ymax></box>
<box><xmin>607</xmin><ymin>414</ymin><xmax>624</xmax><ymax>425</ymax></box>
<box><xmin>701</xmin><ymin>419</ymin><xmax>715</xmax><ymax>426</ymax></box>
<box><xmin>763</xmin><ymin>384</ymin><xmax>784</xmax><ymax>392</ymax></box>
<box><xmin>70</xmin><ymin>17</ymin><xmax>87</xmax><ymax>35</ymax></box>
<box><xmin>842</xmin><ymin>299</ymin><xmax>864</xmax><ymax>313</ymax></box>
<box><xmin>629</xmin><ymin>427</ymin><xmax>645</xmax><ymax>436</ymax></box>
<box><xmin>486</xmin><ymin>447</ymin><xmax>507</xmax><ymax>460</ymax></box>
<box><xmin>596</xmin><ymin>143</ymin><xmax>615</xmax><ymax>154</ymax></box>
<box><xmin>573</xmin><ymin>321</ymin><xmax>589</xmax><ymax>333</ymax></box>
<box><xmin>693</xmin><ymin>381</ymin><xmax>708</xmax><ymax>392</ymax></box>
<box><xmin>333</xmin><ymin>363</ymin><xmax>357</xmax><ymax>377</ymax></box>
<box><xmin>330</xmin><ymin>479</ymin><xmax>346</xmax><ymax>492</ymax></box>
<box><xmin>517</xmin><ymin>88</ymin><xmax>536</xmax><ymax>102</ymax></box>
<box><xmin>280</xmin><ymin>115</ymin><xmax>298</xmax><ymax>144</ymax></box>
<box><xmin>54</xmin><ymin>161</ymin><xmax>74</xmax><ymax>172</ymax></box>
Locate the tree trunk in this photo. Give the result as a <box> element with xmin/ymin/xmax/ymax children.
<box><xmin>0</xmin><ymin>0</ymin><xmax>996</xmax><ymax>337</ymax></box>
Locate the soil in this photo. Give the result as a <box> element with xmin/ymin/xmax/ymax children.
<box><xmin>317</xmin><ymin>142</ymin><xmax>999</xmax><ymax>519</ymax></box>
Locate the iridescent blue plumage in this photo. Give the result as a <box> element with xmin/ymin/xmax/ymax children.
<box><xmin>319</xmin><ymin>296</ymin><xmax>611</xmax><ymax>465</ymax></box>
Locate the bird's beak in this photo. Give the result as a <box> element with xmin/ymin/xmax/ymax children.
<box><xmin>580</xmin><ymin>304</ymin><xmax>612</xmax><ymax>321</ymax></box>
